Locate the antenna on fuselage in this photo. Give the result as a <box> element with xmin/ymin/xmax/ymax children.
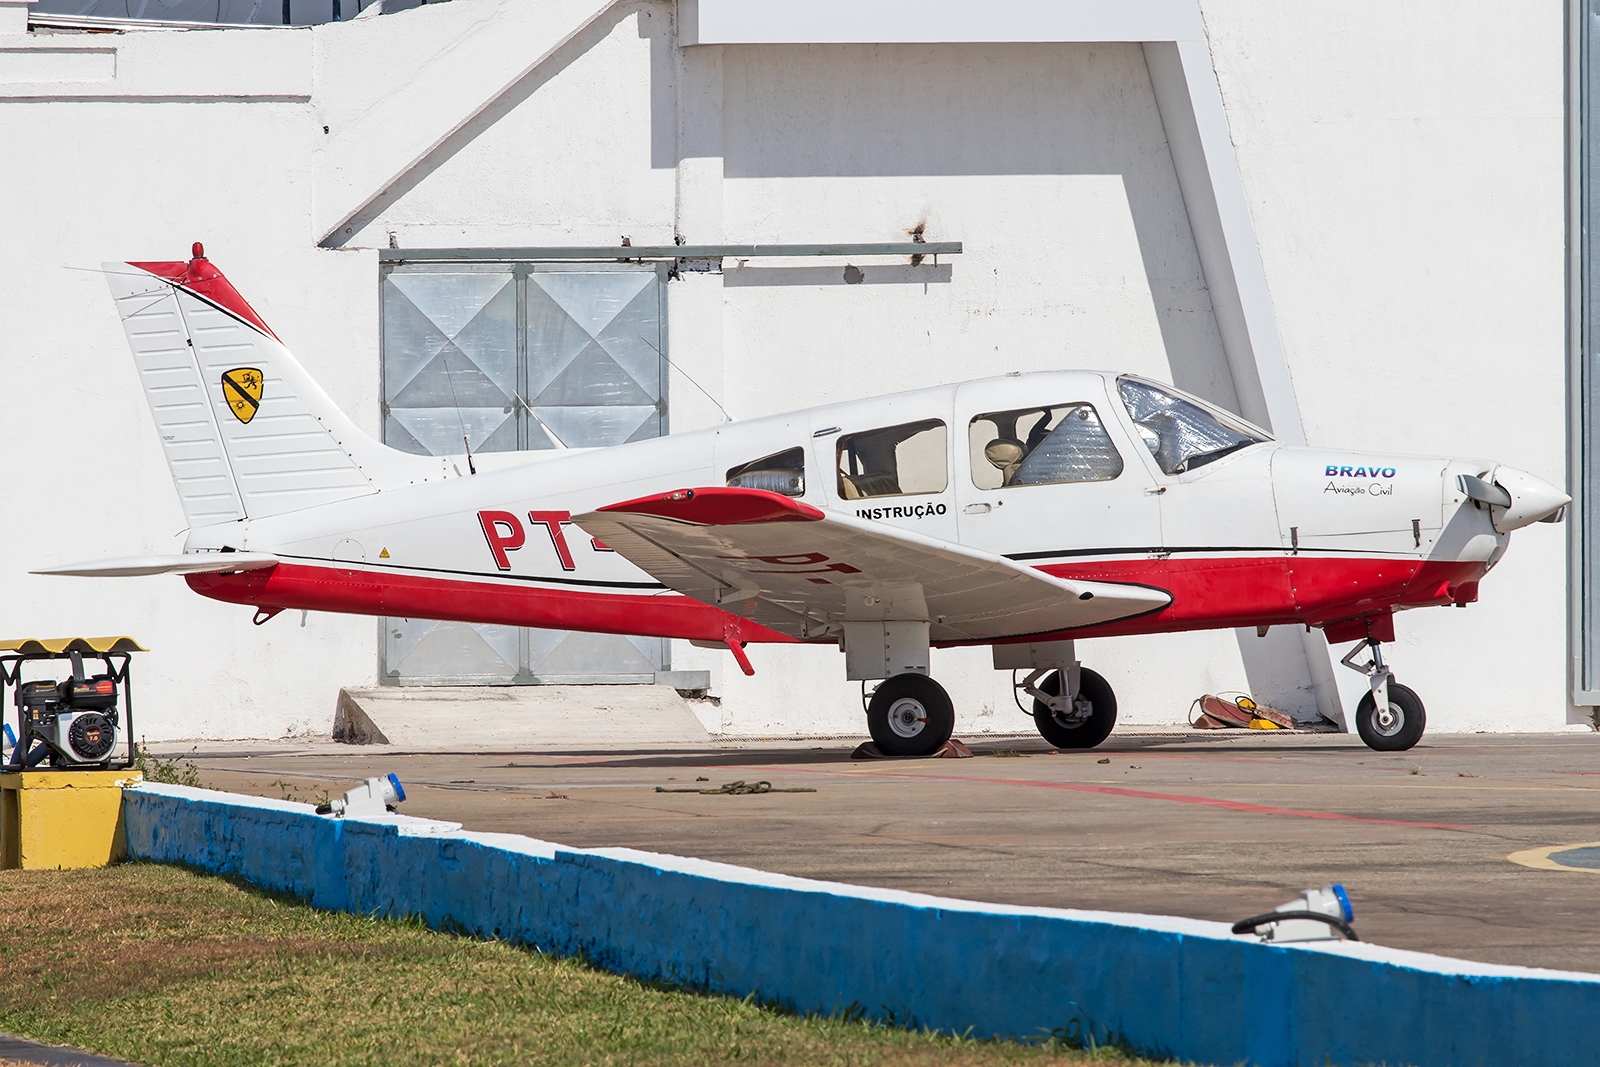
<box><xmin>525</xmin><ymin>405</ymin><xmax>570</xmax><ymax>450</ymax></box>
<box><xmin>434</xmin><ymin>347</ymin><xmax>475</xmax><ymax>474</ymax></box>
<box><xmin>636</xmin><ymin>332</ymin><xmax>733</xmax><ymax>424</ymax></box>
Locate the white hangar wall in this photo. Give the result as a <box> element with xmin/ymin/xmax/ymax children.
<box><xmin>0</xmin><ymin>0</ymin><xmax>1575</xmax><ymax>740</ymax></box>
<box><xmin>1204</xmin><ymin>0</ymin><xmax>1571</xmax><ymax>732</ymax></box>
<box><xmin>0</xmin><ymin>26</ymin><xmax>380</xmax><ymax>740</ymax></box>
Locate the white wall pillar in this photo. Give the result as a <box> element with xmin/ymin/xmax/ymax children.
<box><xmin>667</xmin><ymin>38</ymin><xmax>731</xmax><ymax>704</ymax></box>
<box><xmin>0</xmin><ymin>1</ymin><xmax>30</xmax><ymax>35</ymax></box>
<box><xmin>1142</xmin><ymin>38</ymin><xmax>1303</xmax><ymax>444</ymax></box>
<box><xmin>1143</xmin><ymin>37</ymin><xmax>1344</xmax><ymax>724</ymax></box>
<box><xmin>668</xmin><ymin>40</ymin><xmax>726</xmax><ymax>431</ymax></box>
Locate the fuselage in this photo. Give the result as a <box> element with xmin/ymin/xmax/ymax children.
<box><xmin>179</xmin><ymin>370</ymin><xmax>1521</xmax><ymax>649</ymax></box>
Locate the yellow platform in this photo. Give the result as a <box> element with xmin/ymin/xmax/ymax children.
<box><xmin>1</xmin><ymin>770</ymin><xmax>142</xmax><ymax>870</ymax></box>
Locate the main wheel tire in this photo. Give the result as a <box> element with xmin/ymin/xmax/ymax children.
<box><xmin>1354</xmin><ymin>682</ymin><xmax>1426</xmax><ymax>751</ymax></box>
<box><xmin>866</xmin><ymin>674</ymin><xmax>955</xmax><ymax>757</ymax></box>
<box><xmin>1033</xmin><ymin>668</ymin><xmax>1118</xmax><ymax>749</ymax></box>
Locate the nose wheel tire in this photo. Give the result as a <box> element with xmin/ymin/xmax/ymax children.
<box><xmin>1032</xmin><ymin>668</ymin><xmax>1118</xmax><ymax>749</ymax></box>
<box><xmin>866</xmin><ymin>674</ymin><xmax>955</xmax><ymax>757</ymax></box>
<box><xmin>1354</xmin><ymin>682</ymin><xmax>1426</xmax><ymax>751</ymax></box>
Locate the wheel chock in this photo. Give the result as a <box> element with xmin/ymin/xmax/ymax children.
<box><xmin>850</xmin><ymin>738</ymin><xmax>972</xmax><ymax>760</ymax></box>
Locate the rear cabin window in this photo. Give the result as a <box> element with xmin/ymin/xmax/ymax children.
<box><xmin>725</xmin><ymin>447</ymin><xmax>805</xmax><ymax>497</ymax></box>
<box><xmin>968</xmin><ymin>403</ymin><xmax>1123</xmax><ymax>490</ymax></box>
<box><xmin>836</xmin><ymin>419</ymin><xmax>948</xmax><ymax>499</ymax></box>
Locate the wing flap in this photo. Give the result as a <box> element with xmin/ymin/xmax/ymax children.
<box><xmin>32</xmin><ymin>554</ymin><xmax>280</xmax><ymax>577</ymax></box>
<box><xmin>575</xmin><ymin>488</ymin><xmax>1169</xmax><ymax>642</ymax></box>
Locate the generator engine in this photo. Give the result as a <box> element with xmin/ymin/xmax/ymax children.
<box><xmin>0</xmin><ymin>639</ymin><xmax>139</xmax><ymax>772</ymax></box>
<box><xmin>16</xmin><ymin>668</ymin><xmax>120</xmax><ymax>767</ymax></box>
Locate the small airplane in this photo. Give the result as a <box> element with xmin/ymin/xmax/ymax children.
<box><xmin>37</xmin><ymin>246</ymin><xmax>1571</xmax><ymax>754</ymax></box>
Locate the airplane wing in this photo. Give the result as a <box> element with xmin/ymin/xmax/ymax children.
<box><xmin>572</xmin><ymin>488</ymin><xmax>1170</xmax><ymax>643</ymax></box>
<box><xmin>32</xmin><ymin>554</ymin><xmax>280</xmax><ymax>577</ymax></box>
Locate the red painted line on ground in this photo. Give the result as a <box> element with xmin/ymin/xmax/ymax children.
<box><xmin>497</xmin><ymin>753</ymin><xmax>1470</xmax><ymax>829</ymax></box>
<box><xmin>1090</xmin><ymin>750</ymin><xmax>1293</xmax><ymax>765</ymax></box>
<box><xmin>750</xmin><ymin>765</ymin><xmax>1473</xmax><ymax>830</ymax></box>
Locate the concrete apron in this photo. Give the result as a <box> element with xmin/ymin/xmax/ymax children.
<box><xmin>123</xmin><ymin>782</ymin><xmax>1600</xmax><ymax>1067</ymax></box>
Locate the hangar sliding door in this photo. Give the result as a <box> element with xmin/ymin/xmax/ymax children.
<box><xmin>1578</xmin><ymin>5</ymin><xmax>1600</xmax><ymax>706</ymax></box>
<box><xmin>378</xmin><ymin>262</ymin><xmax>670</xmax><ymax>685</ymax></box>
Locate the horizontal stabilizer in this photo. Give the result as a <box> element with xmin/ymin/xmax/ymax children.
<box><xmin>32</xmin><ymin>554</ymin><xmax>279</xmax><ymax>577</ymax></box>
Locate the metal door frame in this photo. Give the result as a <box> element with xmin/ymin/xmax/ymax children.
<box><xmin>377</xmin><ymin>258</ymin><xmax>672</xmax><ymax>687</ymax></box>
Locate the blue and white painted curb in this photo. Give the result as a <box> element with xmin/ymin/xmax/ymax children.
<box><xmin>123</xmin><ymin>783</ymin><xmax>1600</xmax><ymax>1067</ymax></box>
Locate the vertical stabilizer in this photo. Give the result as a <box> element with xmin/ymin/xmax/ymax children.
<box><xmin>105</xmin><ymin>247</ymin><xmax>426</xmax><ymax>528</ymax></box>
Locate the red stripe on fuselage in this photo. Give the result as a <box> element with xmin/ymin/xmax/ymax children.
<box><xmin>1025</xmin><ymin>554</ymin><xmax>1486</xmax><ymax>640</ymax></box>
<box><xmin>184</xmin><ymin>553</ymin><xmax>1487</xmax><ymax>644</ymax></box>
<box><xmin>184</xmin><ymin>563</ymin><xmax>791</xmax><ymax>645</ymax></box>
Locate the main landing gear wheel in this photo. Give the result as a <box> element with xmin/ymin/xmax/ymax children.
<box><xmin>1033</xmin><ymin>668</ymin><xmax>1118</xmax><ymax>749</ymax></box>
<box><xmin>866</xmin><ymin>674</ymin><xmax>955</xmax><ymax>757</ymax></box>
<box><xmin>1355</xmin><ymin>682</ymin><xmax>1426</xmax><ymax>752</ymax></box>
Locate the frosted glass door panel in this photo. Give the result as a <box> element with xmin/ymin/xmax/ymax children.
<box><xmin>379</xmin><ymin>264</ymin><xmax>669</xmax><ymax>685</ymax></box>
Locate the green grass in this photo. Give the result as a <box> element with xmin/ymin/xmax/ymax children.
<box><xmin>129</xmin><ymin>744</ymin><xmax>202</xmax><ymax>788</ymax></box>
<box><xmin>0</xmin><ymin>864</ymin><xmax>1184</xmax><ymax>1067</ymax></box>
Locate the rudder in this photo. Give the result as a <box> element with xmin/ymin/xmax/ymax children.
<box><xmin>105</xmin><ymin>247</ymin><xmax>426</xmax><ymax>529</ymax></box>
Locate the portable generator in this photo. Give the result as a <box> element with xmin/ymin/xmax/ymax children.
<box><xmin>18</xmin><ymin>673</ymin><xmax>119</xmax><ymax>765</ymax></box>
<box><xmin>1</xmin><ymin>637</ymin><xmax>142</xmax><ymax>771</ymax></box>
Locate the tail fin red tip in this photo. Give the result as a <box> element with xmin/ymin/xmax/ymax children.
<box><xmin>128</xmin><ymin>246</ymin><xmax>278</xmax><ymax>341</ymax></box>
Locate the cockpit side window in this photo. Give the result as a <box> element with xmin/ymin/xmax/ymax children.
<box><xmin>725</xmin><ymin>447</ymin><xmax>806</xmax><ymax>497</ymax></box>
<box><xmin>968</xmin><ymin>404</ymin><xmax>1123</xmax><ymax>490</ymax></box>
<box><xmin>836</xmin><ymin>419</ymin><xmax>948</xmax><ymax>499</ymax></box>
<box><xmin>1116</xmin><ymin>377</ymin><xmax>1271</xmax><ymax>475</ymax></box>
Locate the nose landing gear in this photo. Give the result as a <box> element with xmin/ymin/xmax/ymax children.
<box><xmin>1340</xmin><ymin>637</ymin><xmax>1427</xmax><ymax>751</ymax></box>
<box><xmin>1025</xmin><ymin>667</ymin><xmax>1119</xmax><ymax>749</ymax></box>
<box><xmin>995</xmin><ymin>639</ymin><xmax>1118</xmax><ymax>750</ymax></box>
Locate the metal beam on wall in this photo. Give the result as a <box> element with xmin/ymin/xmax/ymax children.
<box><xmin>378</xmin><ymin>243</ymin><xmax>963</xmax><ymax>263</ymax></box>
<box><xmin>314</xmin><ymin>0</ymin><xmax>627</xmax><ymax>248</ymax></box>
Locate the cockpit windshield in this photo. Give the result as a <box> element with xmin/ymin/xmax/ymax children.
<box><xmin>1116</xmin><ymin>377</ymin><xmax>1271</xmax><ymax>475</ymax></box>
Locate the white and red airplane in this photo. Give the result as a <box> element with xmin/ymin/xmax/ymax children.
<box><xmin>38</xmin><ymin>247</ymin><xmax>1571</xmax><ymax>754</ymax></box>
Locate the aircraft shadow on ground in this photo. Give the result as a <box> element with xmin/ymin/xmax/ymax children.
<box><xmin>407</xmin><ymin>734</ymin><xmax>1373</xmax><ymax>771</ymax></box>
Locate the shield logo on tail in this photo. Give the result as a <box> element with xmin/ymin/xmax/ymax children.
<box><xmin>221</xmin><ymin>368</ymin><xmax>263</xmax><ymax>424</ymax></box>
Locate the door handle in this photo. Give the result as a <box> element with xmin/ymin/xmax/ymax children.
<box><xmin>963</xmin><ymin>503</ymin><xmax>991</xmax><ymax>514</ymax></box>
<box><xmin>1144</xmin><ymin>486</ymin><xmax>1167</xmax><ymax>496</ymax></box>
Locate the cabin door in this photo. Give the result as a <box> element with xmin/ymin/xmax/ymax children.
<box><xmin>953</xmin><ymin>378</ymin><xmax>1162</xmax><ymax>562</ymax></box>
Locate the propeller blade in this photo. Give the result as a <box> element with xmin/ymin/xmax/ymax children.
<box><xmin>1457</xmin><ymin>474</ymin><xmax>1511</xmax><ymax>509</ymax></box>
